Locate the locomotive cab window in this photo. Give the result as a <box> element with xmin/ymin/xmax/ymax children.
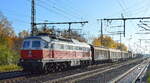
<box><xmin>50</xmin><ymin>44</ymin><xmax>54</xmax><ymax>49</ymax></box>
<box><xmin>23</xmin><ymin>41</ymin><xmax>30</xmax><ymax>49</ymax></box>
<box><xmin>43</xmin><ymin>41</ymin><xmax>48</xmax><ymax>48</ymax></box>
<box><xmin>32</xmin><ymin>40</ymin><xmax>41</xmax><ymax>48</ymax></box>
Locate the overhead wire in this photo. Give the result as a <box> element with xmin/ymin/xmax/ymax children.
<box><xmin>37</xmin><ymin>3</ymin><xmax>71</xmax><ymax>19</ymax></box>
<box><xmin>50</xmin><ymin>0</ymin><xmax>83</xmax><ymax>18</ymax></box>
<box><xmin>106</xmin><ymin>0</ymin><xmax>148</xmax><ymax>18</ymax></box>
<box><xmin>116</xmin><ymin>0</ymin><xmax>126</xmax><ymax>14</ymax></box>
<box><xmin>38</xmin><ymin>0</ymin><xmax>82</xmax><ymax>20</ymax></box>
<box><xmin>27</xmin><ymin>0</ymin><xmax>72</xmax><ymax>20</ymax></box>
<box><xmin>60</xmin><ymin>0</ymin><xmax>84</xmax><ymax>17</ymax></box>
<box><xmin>110</xmin><ymin>0</ymin><xmax>150</xmax><ymax>50</ymax></box>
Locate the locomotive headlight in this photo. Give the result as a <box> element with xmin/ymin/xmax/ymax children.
<box><xmin>37</xmin><ymin>60</ymin><xmax>41</xmax><ymax>62</ymax></box>
<box><xmin>20</xmin><ymin>59</ymin><xmax>24</xmax><ymax>62</ymax></box>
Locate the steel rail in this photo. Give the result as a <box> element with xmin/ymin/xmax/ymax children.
<box><xmin>43</xmin><ymin>59</ymin><xmax>142</xmax><ymax>83</ymax></box>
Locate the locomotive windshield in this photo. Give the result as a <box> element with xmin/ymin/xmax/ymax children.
<box><xmin>23</xmin><ymin>41</ymin><xmax>30</xmax><ymax>49</ymax></box>
<box><xmin>32</xmin><ymin>40</ymin><xmax>41</xmax><ymax>48</ymax></box>
<box><xmin>22</xmin><ymin>40</ymin><xmax>41</xmax><ymax>49</ymax></box>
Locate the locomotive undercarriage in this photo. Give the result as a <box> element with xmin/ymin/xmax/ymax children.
<box><xmin>43</xmin><ymin>60</ymin><xmax>92</xmax><ymax>73</ymax></box>
<box><xmin>20</xmin><ymin>59</ymin><xmax>92</xmax><ymax>73</ymax></box>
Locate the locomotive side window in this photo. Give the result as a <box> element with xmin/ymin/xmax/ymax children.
<box><xmin>51</xmin><ymin>44</ymin><xmax>54</xmax><ymax>49</ymax></box>
<box><xmin>70</xmin><ymin>46</ymin><xmax>73</xmax><ymax>50</ymax></box>
<box><xmin>79</xmin><ymin>47</ymin><xmax>82</xmax><ymax>50</ymax></box>
<box><xmin>67</xmin><ymin>45</ymin><xmax>70</xmax><ymax>50</ymax></box>
<box><xmin>83</xmin><ymin>48</ymin><xmax>86</xmax><ymax>51</ymax></box>
<box><xmin>43</xmin><ymin>41</ymin><xmax>48</xmax><ymax>48</ymax></box>
<box><xmin>76</xmin><ymin>47</ymin><xmax>79</xmax><ymax>50</ymax></box>
<box><xmin>54</xmin><ymin>44</ymin><xmax>59</xmax><ymax>49</ymax></box>
<box><xmin>65</xmin><ymin>45</ymin><xmax>69</xmax><ymax>50</ymax></box>
<box><xmin>65</xmin><ymin>45</ymin><xmax>72</xmax><ymax>50</ymax></box>
<box><xmin>23</xmin><ymin>41</ymin><xmax>30</xmax><ymax>49</ymax></box>
<box><xmin>32</xmin><ymin>41</ymin><xmax>41</xmax><ymax>48</ymax></box>
<box><xmin>54</xmin><ymin>44</ymin><xmax>65</xmax><ymax>50</ymax></box>
<box><xmin>60</xmin><ymin>44</ymin><xmax>64</xmax><ymax>49</ymax></box>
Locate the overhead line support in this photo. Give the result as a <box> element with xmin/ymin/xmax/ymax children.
<box><xmin>35</xmin><ymin>21</ymin><xmax>88</xmax><ymax>38</ymax></box>
<box><xmin>31</xmin><ymin>0</ymin><xmax>36</xmax><ymax>36</ymax></box>
<box><xmin>100</xmin><ymin>19</ymin><xmax>103</xmax><ymax>45</ymax></box>
<box><xmin>103</xmin><ymin>17</ymin><xmax>150</xmax><ymax>20</ymax></box>
<box><xmin>35</xmin><ymin>21</ymin><xmax>88</xmax><ymax>25</ymax></box>
<box><xmin>98</xmin><ymin>17</ymin><xmax>150</xmax><ymax>37</ymax></box>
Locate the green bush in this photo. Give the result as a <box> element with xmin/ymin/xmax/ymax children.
<box><xmin>0</xmin><ymin>64</ymin><xmax>22</xmax><ymax>72</ymax></box>
<box><xmin>0</xmin><ymin>43</ymin><xmax>19</xmax><ymax>65</ymax></box>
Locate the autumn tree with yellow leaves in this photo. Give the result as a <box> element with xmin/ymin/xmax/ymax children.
<box><xmin>92</xmin><ymin>35</ymin><xmax>127</xmax><ymax>51</ymax></box>
<box><xmin>0</xmin><ymin>12</ymin><xmax>19</xmax><ymax>65</ymax></box>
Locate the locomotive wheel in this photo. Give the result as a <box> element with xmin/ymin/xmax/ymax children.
<box><xmin>47</xmin><ymin>64</ymin><xmax>53</xmax><ymax>72</ymax></box>
<box><xmin>61</xmin><ymin>63</ymin><xmax>65</xmax><ymax>71</ymax></box>
<box><xmin>61</xmin><ymin>62</ymin><xmax>67</xmax><ymax>71</ymax></box>
<box><xmin>52</xmin><ymin>63</ymin><xmax>56</xmax><ymax>72</ymax></box>
<box><xmin>58</xmin><ymin>67</ymin><xmax>61</xmax><ymax>71</ymax></box>
<box><xmin>57</xmin><ymin>63</ymin><xmax>62</xmax><ymax>71</ymax></box>
<box><xmin>62</xmin><ymin>63</ymin><xmax>67</xmax><ymax>71</ymax></box>
<box><xmin>44</xmin><ymin>64</ymin><xmax>49</xmax><ymax>74</ymax></box>
<box><xmin>64</xmin><ymin>63</ymin><xmax>67</xmax><ymax>69</ymax></box>
<box><xmin>50</xmin><ymin>63</ymin><xmax>57</xmax><ymax>72</ymax></box>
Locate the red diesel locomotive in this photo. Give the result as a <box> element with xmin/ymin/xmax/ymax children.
<box><xmin>20</xmin><ymin>35</ymin><xmax>92</xmax><ymax>72</ymax></box>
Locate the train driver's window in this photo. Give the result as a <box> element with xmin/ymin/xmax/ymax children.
<box><xmin>43</xmin><ymin>41</ymin><xmax>48</xmax><ymax>48</ymax></box>
<box><xmin>32</xmin><ymin>40</ymin><xmax>41</xmax><ymax>48</ymax></box>
<box><xmin>23</xmin><ymin>41</ymin><xmax>30</xmax><ymax>49</ymax></box>
<box><xmin>50</xmin><ymin>44</ymin><xmax>54</xmax><ymax>49</ymax></box>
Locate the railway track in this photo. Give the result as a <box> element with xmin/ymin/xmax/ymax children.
<box><xmin>0</xmin><ymin>62</ymin><xmax>112</xmax><ymax>83</ymax></box>
<box><xmin>43</xmin><ymin>58</ymin><xmax>143</xmax><ymax>83</ymax></box>
<box><xmin>0</xmin><ymin>58</ymin><xmax>143</xmax><ymax>83</ymax></box>
<box><xmin>17</xmin><ymin>63</ymin><xmax>115</xmax><ymax>83</ymax></box>
<box><xmin>0</xmin><ymin>70</ymin><xmax>31</xmax><ymax>83</ymax></box>
<box><xmin>111</xmin><ymin>58</ymin><xmax>150</xmax><ymax>83</ymax></box>
<box><xmin>0</xmin><ymin>71</ymin><xmax>29</xmax><ymax>80</ymax></box>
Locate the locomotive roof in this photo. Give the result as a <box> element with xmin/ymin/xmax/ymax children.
<box><xmin>24</xmin><ymin>35</ymin><xmax>90</xmax><ymax>47</ymax></box>
<box><xmin>24</xmin><ymin>36</ymin><xmax>51</xmax><ymax>42</ymax></box>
